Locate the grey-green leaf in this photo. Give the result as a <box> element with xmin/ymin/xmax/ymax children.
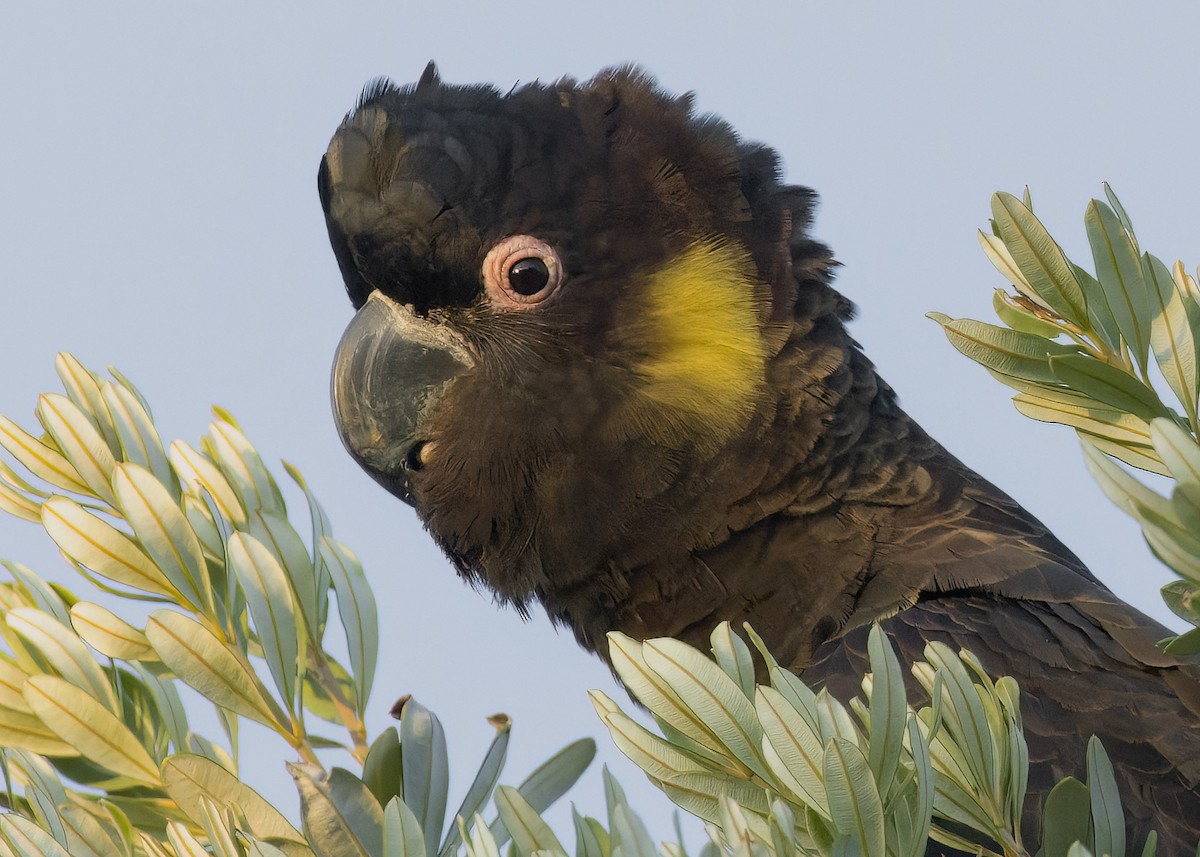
<box><xmin>384</xmin><ymin>798</ymin><xmax>427</xmax><ymax>857</ymax></box>
<box><xmin>400</xmin><ymin>698</ymin><xmax>449</xmax><ymax>857</ymax></box>
<box><xmin>991</xmin><ymin>192</ymin><xmax>1087</xmax><ymax>324</ymax></box>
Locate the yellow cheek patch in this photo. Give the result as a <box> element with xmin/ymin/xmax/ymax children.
<box><xmin>624</xmin><ymin>239</ymin><xmax>767</xmax><ymax>449</ymax></box>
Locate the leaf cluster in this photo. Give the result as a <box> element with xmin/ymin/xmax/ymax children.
<box><xmin>930</xmin><ymin>186</ymin><xmax>1200</xmax><ymax>650</ymax></box>
<box><xmin>0</xmin><ymin>356</ymin><xmax>616</xmax><ymax>857</ymax></box>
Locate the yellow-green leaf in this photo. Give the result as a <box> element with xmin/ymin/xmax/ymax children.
<box><xmin>23</xmin><ymin>675</ymin><xmax>160</xmax><ymax>786</ymax></box>
<box><xmin>41</xmin><ymin>496</ymin><xmax>177</xmax><ymax>598</ymax></box>
<box><xmin>36</xmin><ymin>393</ymin><xmax>117</xmax><ymax>505</ymax></box>
<box><xmin>145</xmin><ymin>610</ymin><xmax>284</xmax><ymax>730</ymax></box>
<box><xmin>69</xmin><ymin>602</ymin><xmax>156</xmax><ymax>661</ymax></box>
<box><xmin>161</xmin><ymin>754</ymin><xmax>306</xmax><ymax>850</ymax></box>
<box><xmin>112</xmin><ymin>463</ymin><xmax>213</xmax><ymax>615</ymax></box>
<box><xmin>0</xmin><ymin>416</ymin><xmax>90</xmax><ymax>495</ymax></box>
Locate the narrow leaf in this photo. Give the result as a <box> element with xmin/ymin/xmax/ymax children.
<box><xmin>228</xmin><ymin>532</ymin><xmax>301</xmax><ymax>712</ymax></box>
<box><xmin>23</xmin><ymin>675</ymin><xmax>160</xmax><ymax>786</ymax></box>
<box><xmin>991</xmin><ymin>192</ymin><xmax>1086</xmax><ymax>323</ymax></box>
<box><xmin>320</xmin><ymin>537</ymin><xmax>378</xmax><ymax>713</ymax></box>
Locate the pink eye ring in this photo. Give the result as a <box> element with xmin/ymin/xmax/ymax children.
<box><xmin>482</xmin><ymin>235</ymin><xmax>564</xmax><ymax>307</ymax></box>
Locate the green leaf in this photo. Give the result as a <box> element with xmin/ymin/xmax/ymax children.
<box><xmin>928</xmin><ymin>314</ymin><xmax>1079</xmax><ymax>385</ymax></box>
<box><xmin>162</xmin><ymin>754</ymin><xmax>306</xmax><ymax>850</ymax></box>
<box><xmin>1012</xmin><ymin>394</ymin><xmax>1153</xmax><ymax>448</ymax></box>
<box><xmin>1145</xmin><ymin>254</ymin><xmax>1199</xmax><ymax>426</ymax></box>
<box><xmin>1086</xmin><ymin>198</ymin><xmax>1153</xmax><ymax>371</ymax></box>
<box><xmin>591</xmin><ymin>691</ymin><xmax>706</xmax><ymax>782</ymax></box>
<box><xmin>823</xmin><ymin>737</ymin><xmax>885</xmax><ymax>857</ymax></box>
<box><xmin>320</xmin><ymin>537</ymin><xmax>378</xmax><ymax>713</ymax></box>
<box><xmin>494</xmin><ymin>786</ymin><xmax>566</xmax><ymax>857</ymax></box>
<box><xmin>1048</xmin><ymin>354</ymin><xmax>1168</xmax><ymax>421</ymax></box>
<box><xmin>384</xmin><ymin>797</ymin><xmax>428</xmax><ymax>857</ymax></box>
<box><xmin>145</xmin><ymin>610</ymin><xmax>284</xmax><ymax>730</ymax></box>
<box><xmin>400</xmin><ymin>698</ymin><xmax>449</xmax><ymax>857</ymax></box>
<box><xmin>1041</xmin><ymin>776</ymin><xmax>1091</xmax><ymax>857</ymax></box>
<box><xmin>642</xmin><ymin>637</ymin><xmax>768</xmax><ymax>779</ymax></box>
<box><xmin>1150</xmin><ymin>418</ymin><xmax>1200</xmax><ymax>504</ymax></box>
<box><xmin>0</xmin><ymin>706</ymin><xmax>81</xmax><ymax>757</ymax></box>
<box><xmin>990</xmin><ymin>192</ymin><xmax>1087</xmax><ymax>324</ymax></box>
<box><xmin>1161</xmin><ymin>580</ymin><xmax>1200</xmax><ymax>627</ymax></box>
<box><xmin>571</xmin><ymin>810</ymin><xmax>608</xmax><ymax>857</ymax></box>
<box><xmin>923</xmin><ymin>642</ymin><xmax>993</xmax><ymax>790</ymax></box>
<box><xmin>754</xmin><ymin>684</ymin><xmax>828</xmax><ymax>815</ymax></box>
<box><xmin>22</xmin><ymin>675</ymin><xmax>160</xmax><ymax>786</ymax></box>
<box><xmin>439</xmin><ymin>715</ymin><xmax>511</xmax><ymax>857</ymax></box>
<box><xmin>363</xmin><ymin>727</ymin><xmax>403</xmax><ymax>809</ymax></box>
<box><xmin>291</xmin><ymin>764</ymin><xmax>383</xmax><ymax>857</ymax></box>
<box><xmin>227</xmin><ymin>532</ymin><xmax>301</xmax><ymax>712</ymax></box>
<box><xmin>249</xmin><ymin>511</ymin><xmax>320</xmax><ymax>641</ymax></box>
<box><xmin>112</xmin><ymin>462</ymin><xmax>213</xmax><ymax>616</ymax></box>
<box><xmin>611</xmin><ymin>802</ymin><xmax>656</xmax><ymax>857</ymax></box>
<box><xmin>492</xmin><ymin>739</ymin><xmax>596</xmax><ymax>848</ymax></box>
<box><xmin>865</xmin><ymin>625</ymin><xmax>906</xmax><ymax>800</ymax></box>
<box><xmin>978</xmin><ymin>232</ymin><xmax>1037</xmax><ymax>303</ymax></box>
<box><xmin>992</xmin><ymin>289</ymin><xmax>1064</xmax><ymax>338</ymax></box>
<box><xmin>1086</xmin><ymin>737</ymin><xmax>1124</xmax><ymax>857</ymax></box>
<box><xmin>710</xmin><ymin>622</ymin><xmax>756</xmax><ymax>700</ymax></box>
<box><xmin>207</xmin><ymin>419</ymin><xmax>286</xmax><ymax>516</ymax></box>
<box><xmin>39</xmin><ymin>496</ymin><xmax>177</xmax><ymax>598</ymax></box>
<box><xmin>36</xmin><ymin>393</ymin><xmax>117</xmax><ymax>505</ymax></box>
<box><xmin>283</xmin><ymin>461</ymin><xmax>335</xmax><ymax>630</ymax></box>
<box><xmin>100</xmin><ymin>380</ymin><xmax>179</xmax><ymax>500</ymax></box>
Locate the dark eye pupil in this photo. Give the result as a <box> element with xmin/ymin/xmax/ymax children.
<box><xmin>508</xmin><ymin>257</ymin><xmax>550</xmax><ymax>296</ymax></box>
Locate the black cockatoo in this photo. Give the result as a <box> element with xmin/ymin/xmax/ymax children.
<box><xmin>318</xmin><ymin>64</ymin><xmax>1200</xmax><ymax>849</ymax></box>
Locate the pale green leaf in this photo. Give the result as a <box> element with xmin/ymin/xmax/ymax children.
<box><xmin>1086</xmin><ymin>737</ymin><xmax>1124</xmax><ymax>857</ymax></box>
<box><xmin>754</xmin><ymin>684</ymin><xmax>828</xmax><ymax>815</ymax></box>
<box><xmin>40</xmin><ymin>496</ymin><xmax>177</xmax><ymax>597</ymax></box>
<box><xmin>69</xmin><ymin>601</ymin><xmax>155</xmax><ymax>660</ymax></box>
<box><xmin>1048</xmin><ymin>354</ymin><xmax>1168</xmax><ymax>421</ymax></box>
<box><xmin>250</xmin><ymin>510</ymin><xmax>320</xmax><ymax>641</ymax></box>
<box><xmin>492</xmin><ymin>739</ymin><xmax>596</xmax><ymax>849</ymax></box>
<box><xmin>23</xmin><ymin>675</ymin><xmax>160</xmax><ymax>785</ymax></box>
<box><xmin>101</xmin><ymin>380</ymin><xmax>179</xmax><ymax>499</ymax></box>
<box><xmin>6</xmin><ymin>607</ymin><xmax>117</xmax><ymax>710</ymax></box>
<box><xmin>0</xmin><ymin>705</ymin><xmax>80</xmax><ymax>757</ymax></box>
<box><xmin>36</xmin><ymin>393</ymin><xmax>116</xmax><ymax>505</ymax></box>
<box><xmin>169</xmin><ymin>440</ymin><xmax>246</xmax><ymax>526</ymax></box>
<box><xmin>290</xmin><ymin>764</ymin><xmax>382</xmax><ymax>857</ymax></box>
<box><xmin>400</xmin><ymin>698</ymin><xmax>449</xmax><ymax>857</ymax></box>
<box><xmin>54</xmin><ymin>352</ymin><xmax>121</xmax><ymax>455</ymax></box>
<box><xmin>992</xmin><ymin>289</ymin><xmax>1064</xmax><ymax>338</ymax></box>
<box><xmin>384</xmin><ymin>797</ymin><xmax>428</xmax><ymax>857</ymax></box>
<box><xmin>363</xmin><ymin>727</ymin><xmax>403</xmax><ymax>810</ymax></box>
<box><xmin>207</xmin><ymin>419</ymin><xmax>286</xmax><ymax>516</ymax></box>
<box><xmin>1145</xmin><ymin>254</ymin><xmax>1198</xmax><ymax>426</ymax></box>
<box><xmin>643</xmin><ymin>637</ymin><xmax>767</xmax><ymax>779</ymax></box>
<box><xmin>494</xmin><ymin>786</ymin><xmax>566</xmax><ymax>857</ymax></box>
<box><xmin>145</xmin><ymin>610</ymin><xmax>284</xmax><ymax>730</ymax></box>
<box><xmin>710</xmin><ymin>622</ymin><xmax>755</xmax><ymax>700</ymax></box>
<box><xmin>320</xmin><ymin>537</ymin><xmax>377</xmax><ymax>713</ymax></box>
<box><xmin>591</xmin><ymin>691</ymin><xmax>706</xmax><ymax>782</ymax></box>
<box><xmin>1041</xmin><ymin>776</ymin><xmax>1090</xmax><ymax>857</ymax></box>
<box><xmin>1013</xmin><ymin>394</ymin><xmax>1153</xmax><ymax>448</ymax></box>
<box><xmin>0</xmin><ymin>416</ymin><xmax>90</xmax><ymax>495</ymax></box>
<box><xmin>0</xmin><ymin>814</ymin><xmax>73</xmax><ymax>857</ymax></box>
<box><xmin>283</xmin><ymin>461</ymin><xmax>334</xmax><ymax>630</ymax></box>
<box><xmin>978</xmin><ymin>231</ymin><xmax>1037</xmax><ymax>303</ymax></box>
<box><xmin>1086</xmin><ymin>198</ymin><xmax>1152</xmax><ymax>371</ymax></box>
<box><xmin>228</xmin><ymin>532</ymin><xmax>301</xmax><ymax>712</ymax></box>
<box><xmin>162</xmin><ymin>754</ymin><xmax>305</xmax><ymax>847</ymax></box>
<box><xmin>439</xmin><ymin>715</ymin><xmax>510</xmax><ymax>857</ymax></box>
<box><xmin>112</xmin><ymin>463</ymin><xmax>212</xmax><ymax>615</ymax></box>
<box><xmin>991</xmin><ymin>192</ymin><xmax>1087</xmax><ymax>323</ymax></box>
<box><xmin>865</xmin><ymin>625</ymin><xmax>906</xmax><ymax>800</ymax></box>
<box><xmin>928</xmin><ymin>314</ymin><xmax>1079</xmax><ymax>385</ymax></box>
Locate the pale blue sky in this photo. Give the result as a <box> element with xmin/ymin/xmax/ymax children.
<box><xmin>3</xmin><ymin>2</ymin><xmax>1200</xmax><ymax>842</ymax></box>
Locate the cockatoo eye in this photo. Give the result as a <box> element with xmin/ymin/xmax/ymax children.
<box><xmin>482</xmin><ymin>235</ymin><xmax>564</xmax><ymax>307</ymax></box>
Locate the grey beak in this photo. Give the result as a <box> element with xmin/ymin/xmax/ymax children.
<box><xmin>330</xmin><ymin>291</ymin><xmax>473</xmax><ymax>503</ymax></box>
